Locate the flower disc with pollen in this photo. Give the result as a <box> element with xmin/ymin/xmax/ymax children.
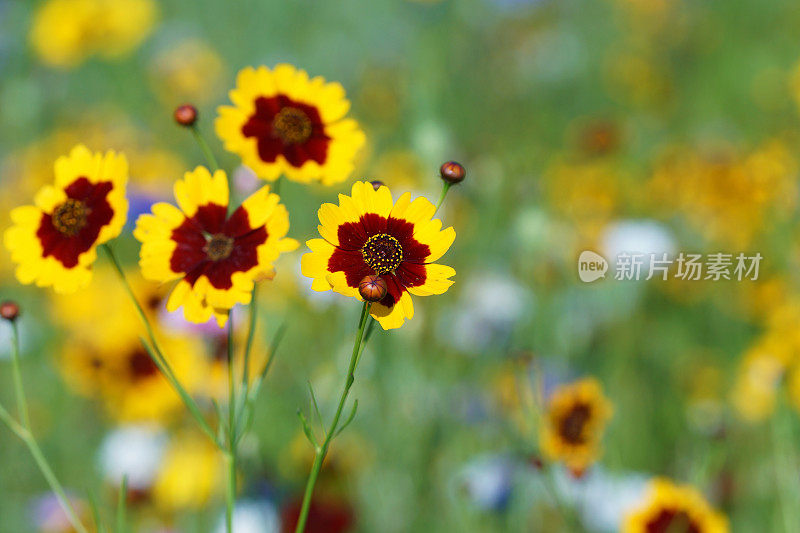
<box><xmin>216</xmin><ymin>64</ymin><xmax>365</xmax><ymax>185</ymax></box>
<box><xmin>134</xmin><ymin>166</ymin><xmax>298</xmax><ymax>326</ymax></box>
<box><xmin>301</xmin><ymin>181</ymin><xmax>456</xmax><ymax>330</ymax></box>
<box><xmin>4</xmin><ymin>145</ymin><xmax>129</xmax><ymax>294</ymax></box>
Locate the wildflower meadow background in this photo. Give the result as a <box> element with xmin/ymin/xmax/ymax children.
<box><xmin>1</xmin><ymin>0</ymin><xmax>800</xmax><ymax>531</ymax></box>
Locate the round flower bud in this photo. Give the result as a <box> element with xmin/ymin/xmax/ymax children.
<box><xmin>370</xmin><ymin>180</ymin><xmax>385</xmax><ymax>190</ymax></box>
<box><xmin>174</xmin><ymin>104</ymin><xmax>198</xmax><ymax>127</ymax></box>
<box><xmin>439</xmin><ymin>161</ymin><xmax>466</xmax><ymax>184</ymax></box>
<box><xmin>359</xmin><ymin>275</ymin><xmax>387</xmax><ymax>302</ymax></box>
<box><xmin>0</xmin><ymin>301</ymin><xmax>20</xmax><ymax>322</ymax></box>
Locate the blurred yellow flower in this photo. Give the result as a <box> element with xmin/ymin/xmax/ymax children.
<box><xmin>3</xmin><ymin>145</ymin><xmax>128</xmax><ymax>294</ymax></box>
<box><xmin>30</xmin><ymin>0</ymin><xmax>157</xmax><ymax>68</ymax></box>
<box><xmin>149</xmin><ymin>39</ymin><xmax>225</xmax><ymax>104</ymax></box>
<box><xmin>216</xmin><ymin>64</ymin><xmax>366</xmax><ymax>185</ymax></box>
<box><xmin>152</xmin><ymin>432</ymin><xmax>224</xmax><ymax>511</ymax></box>
<box><xmin>539</xmin><ymin>377</ymin><xmax>612</xmax><ymax>474</ymax></box>
<box><xmin>623</xmin><ymin>478</ymin><xmax>728</xmax><ymax>533</ymax></box>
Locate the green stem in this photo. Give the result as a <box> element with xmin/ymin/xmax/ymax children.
<box><xmin>242</xmin><ymin>285</ymin><xmax>258</xmax><ymax>395</ymax></box>
<box><xmin>294</xmin><ymin>303</ymin><xmax>370</xmax><ymax>533</ymax></box>
<box><xmin>191</xmin><ymin>125</ymin><xmax>220</xmax><ymax>172</ymax></box>
<box><xmin>102</xmin><ymin>244</ymin><xmax>219</xmax><ymax>447</ymax></box>
<box><xmin>434</xmin><ymin>182</ymin><xmax>452</xmax><ymax>214</ymax></box>
<box><xmin>9</xmin><ymin>321</ymin><xmax>29</xmax><ymax>429</ymax></box>
<box><xmin>226</xmin><ymin>315</ymin><xmax>237</xmax><ymax>533</ymax></box>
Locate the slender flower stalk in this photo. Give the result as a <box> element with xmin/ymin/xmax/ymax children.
<box><xmin>192</xmin><ymin>125</ymin><xmax>221</xmax><ymax>172</ymax></box>
<box><xmin>294</xmin><ymin>302</ymin><xmax>371</xmax><ymax>533</ymax></box>
<box><xmin>0</xmin><ymin>316</ymin><xmax>89</xmax><ymax>533</ymax></box>
<box><xmin>434</xmin><ymin>182</ymin><xmax>451</xmax><ymax>214</ymax></box>
<box><xmin>225</xmin><ymin>314</ymin><xmax>237</xmax><ymax>533</ymax></box>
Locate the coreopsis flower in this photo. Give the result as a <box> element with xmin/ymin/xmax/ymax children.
<box><xmin>539</xmin><ymin>378</ymin><xmax>613</xmax><ymax>475</ymax></box>
<box><xmin>301</xmin><ymin>181</ymin><xmax>456</xmax><ymax>330</ymax></box>
<box><xmin>3</xmin><ymin>145</ymin><xmax>129</xmax><ymax>294</ymax></box>
<box><xmin>134</xmin><ymin>166</ymin><xmax>298</xmax><ymax>326</ymax></box>
<box><xmin>623</xmin><ymin>478</ymin><xmax>728</xmax><ymax>533</ymax></box>
<box><xmin>153</xmin><ymin>432</ymin><xmax>223</xmax><ymax>511</ymax></box>
<box><xmin>215</xmin><ymin>64</ymin><xmax>365</xmax><ymax>185</ymax></box>
<box><xmin>30</xmin><ymin>0</ymin><xmax>157</xmax><ymax>68</ymax></box>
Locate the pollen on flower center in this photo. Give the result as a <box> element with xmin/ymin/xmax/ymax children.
<box><xmin>362</xmin><ymin>234</ymin><xmax>403</xmax><ymax>274</ymax></box>
<box><xmin>204</xmin><ymin>234</ymin><xmax>234</xmax><ymax>261</ymax></box>
<box><xmin>559</xmin><ymin>404</ymin><xmax>591</xmax><ymax>444</ymax></box>
<box><xmin>51</xmin><ymin>199</ymin><xmax>89</xmax><ymax>236</ymax></box>
<box><xmin>272</xmin><ymin>106</ymin><xmax>313</xmax><ymax>144</ymax></box>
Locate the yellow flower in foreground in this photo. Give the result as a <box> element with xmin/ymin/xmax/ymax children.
<box><xmin>134</xmin><ymin>166</ymin><xmax>298</xmax><ymax>326</ymax></box>
<box><xmin>4</xmin><ymin>145</ymin><xmax>128</xmax><ymax>294</ymax></box>
<box><xmin>216</xmin><ymin>64</ymin><xmax>365</xmax><ymax>185</ymax></box>
<box><xmin>301</xmin><ymin>181</ymin><xmax>456</xmax><ymax>330</ymax></box>
<box><xmin>153</xmin><ymin>432</ymin><xmax>223</xmax><ymax>511</ymax></box>
<box><xmin>539</xmin><ymin>377</ymin><xmax>612</xmax><ymax>474</ymax></box>
<box><xmin>30</xmin><ymin>0</ymin><xmax>157</xmax><ymax>68</ymax></box>
<box><xmin>624</xmin><ymin>478</ymin><xmax>728</xmax><ymax>533</ymax></box>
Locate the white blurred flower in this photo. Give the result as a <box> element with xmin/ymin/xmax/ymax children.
<box><xmin>457</xmin><ymin>454</ymin><xmax>515</xmax><ymax>511</ymax></box>
<box><xmin>98</xmin><ymin>425</ymin><xmax>167</xmax><ymax>490</ymax></box>
<box><xmin>601</xmin><ymin>219</ymin><xmax>676</xmax><ymax>273</ymax></box>
<box><xmin>214</xmin><ymin>500</ymin><xmax>280</xmax><ymax>533</ymax></box>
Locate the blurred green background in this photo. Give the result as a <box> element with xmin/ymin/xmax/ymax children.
<box><xmin>3</xmin><ymin>0</ymin><xmax>800</xmax><ymax>531</ymax></box>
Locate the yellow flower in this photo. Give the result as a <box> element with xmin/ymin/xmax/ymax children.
<box><xmin>301</xmin><ymin>181</ymin><xmax>456</xmax><ymax>330</ymax></box>
<box><xmin>149</xmin><ymin>38</ymin><xmax>225</xmax><ymax>104</ymax></box>
<box><xmin>539</xmin><ymin>378</ymin><xmax>612</xmax><ymax>474</ymax></box>
<box><xmin>216</xmin><ymin>64</ymin><xmax>366</xmax><ymax>185</ymax></box>
<box><xmin>152</xmin><ymin>432</ymin><xmax>224</xmax><ymax>511</ymax></box>
<box><xmin>134</xmin><ymin>166</ymin><xmax>298</xmax><ymax>326</ymax></box>
<box><xmin>623</xmin><ymin>478</ymin><xmax>729</xmax><ymax>533</ymax></box>
<box><xmin>3</xmin><ymin>145</ymin><xmax>128</xmax><ymax>294</ymax></box>
<box><xmin>29</xmin><ymin>0</ymin><xmax>157</xmax><ymax>68</ymax></box>
<box><xmin>58</xmin><ymin>308</ymin><xmax>207</xmax><ymax>422</ymax></box>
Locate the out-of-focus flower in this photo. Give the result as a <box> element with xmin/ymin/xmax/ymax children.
<box><xmin>135</xmin><ymin>166</ymin><xmax>298</xmax><ymax>326</ymax></box>
<box><xmin>30</xmin><ymin>493</ymin><xmax>90</xmax><ymax>533</ymax></box>
<box><xmin>202</xmin><ymin>325</ymin><xmax>270</xmax><ymax>402</ymax></box>
<box><xmin>540</xmin><ymin>378</ymin><xmax>613</xmax><ymax>475</ymax></box>
<box><xmin>214</xmin><ymin>500</ymin><xmax>280</xmax><ymax>533</ymax></box>
<box><xmin>98</xmin><ymin>425</ymin><xmax>167</xmax><ymax>492</ymax></box>
<box><xmin>647</xmin><ymin>141</ymin><xmax>797</xmax><ymax>248</ymax></box>
<box><xmin>623</xmin><ymin>478</ymin><xmax>728</xmax><ymax>533</ymax></box>
<box><xmin>152</xmin><ymin>432</ymin><xmax>224</xmax><ymax>511</ymax></box>
<box><xmin>456</xmin><ymin>454</ymin><xmax>515</xmax><ymax>511</ymax></box>
<box><xmin>216</xmin><ymin>64</ymin><xmax>365</xmax><ymax>185</ymax></box>
<box><xmin>3</xmin><ymin>145</ymin><xmax>128</xmax><ymax>294</ymax></box>
<box><xmin>368</xmin><ymin>150</ymin><xmax>426</xmax><ymax>191</ymax></box>
<box><xmin>301</xmin><ymin>181</ymin><xmax>456</xmax><ymax>330</ymax></box>
<box><xmin>149</xmin><ymin>38</ymin><xmax>225</xmax><ymax>104</ymax></box>
<box><xmin>601</xmin><ymin>219</ymin><xmax>676</xmax><ymax>276</ymax></box>
<box><xmin>29</xmin><ymin>0</ymin><xmax>157</xmax><ymax>68</ymax></box>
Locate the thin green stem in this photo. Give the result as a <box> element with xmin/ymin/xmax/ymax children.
<box><xmin>434</xmin><ymin>182</ymin><xmax>452</xmax><ymax>214</ymax></box>
<box><xmin>226</xmin><ymin>315</ymin><xmax>237</xmax><ymax>533</ymax></box>
<box><xmin>102</xmin><ymin>244</ymin><xmax>219</xmax><ymax>447</ymax></box>
<box><xmin>294</xmin><ymin>303</ymin><xmax>370</xmax><ymax>533</ymax></box>
<box><xmin>191</xmin><ymin>125</ymin><xmax>220</xmax><ymax>172</ymax></box>
<box><xmin>9</xmin><ymin>321</ymin><xmax>29</xmax><ymax>429</ymax></box>
<box><xmin>242</xmin><ymin>285</ymin><xmax>259</xmax><ymax>395</ymax></box>
<box><xmin>116</xmin><ymin>475</ymin><xmax>128</xmax><ymax>533</ymax></box>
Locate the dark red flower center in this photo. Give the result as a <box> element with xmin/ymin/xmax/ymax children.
<box><xmin>362</xmin><ymin>234</ymin><xmax>403</xmax><ymax>274</ymax></box>
<box><xmin>169</xmin><ymin>203</ymin><xmax>269</xmax><ymax>290</ymax></box>
<box><xmin>52</xmin><ymin>199</ymin><xmax>89</xmax><ymax>236</ymax></box>
<box><xmin>36</xmin><ymin>177</ymin><xmax>115</xmax><ymax>269</ymax></box>
<box><xmin>646</xmin><ymin>510</ymin><xmax>700</xmax><ymax>533</ymax></box>
<box><xmin>558</xmin><ymin>403</ymin><xmax>591</xmax><ymax>444</ymax></box>
<box><xmin>241</xmin><ymin>95</ymin><xmax>331</xmax><ymax>167</ymax></box>
<box><xmin>328</xmin><ymin>213</ymin><xmax>431</xmax><ymax>309</ymax></box>
<box><xmin>128</xmin><ymin>348</ymin><xmax>158</xmax><ymax>380</ymax></box>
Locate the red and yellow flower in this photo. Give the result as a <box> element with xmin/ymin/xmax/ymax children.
<box><xmin>3</xmin><ymin>144</ymin><xmax>128</xmax><ymax>293</ymax></box>
<box><xmin>215</xmin><ymin>64</ymin><xmax>365</xmax><ymax>185</ymax></box>
<box><xmin>301</xmin><ymin>181</ymin><xmax>456</xmax><ymax>330</ymax></box>
<box><xmin>539</xmin><ymin>377</ymin><xmax>613</xmax><ymax>474</ymax></box>
<box><xmin>134</xmin><ymin>166</ymin><xmax>298</xmax><ymax>326</ymax></box>
<box><xmin>623</xmin><ymin>478</ymin><xmax>728</xmax><ymax>533</ymax></box>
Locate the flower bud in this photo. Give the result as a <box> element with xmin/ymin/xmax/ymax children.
<box><xmin>359</xmin><ymin>275</ymin><xmax>387</xmax><ymax>302</ymax></box>
<box><xmin>439</xmin><ymin>161</ymin><xmax>466</xmax><ymax>184</ymax></box>
<box><xmin>0</xmin><ymin>301</ymin><xmax>20</xmax><ymax>322</ymax></box>
<box><xmin>174</xmin><ymin>104</ymin><xmax>198</xmax><ymax>127</ymax></box>
<box><xmin>370</xmin><ymin>180</ymin><xmax>385</xmax><ymax>190</ymax></box>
